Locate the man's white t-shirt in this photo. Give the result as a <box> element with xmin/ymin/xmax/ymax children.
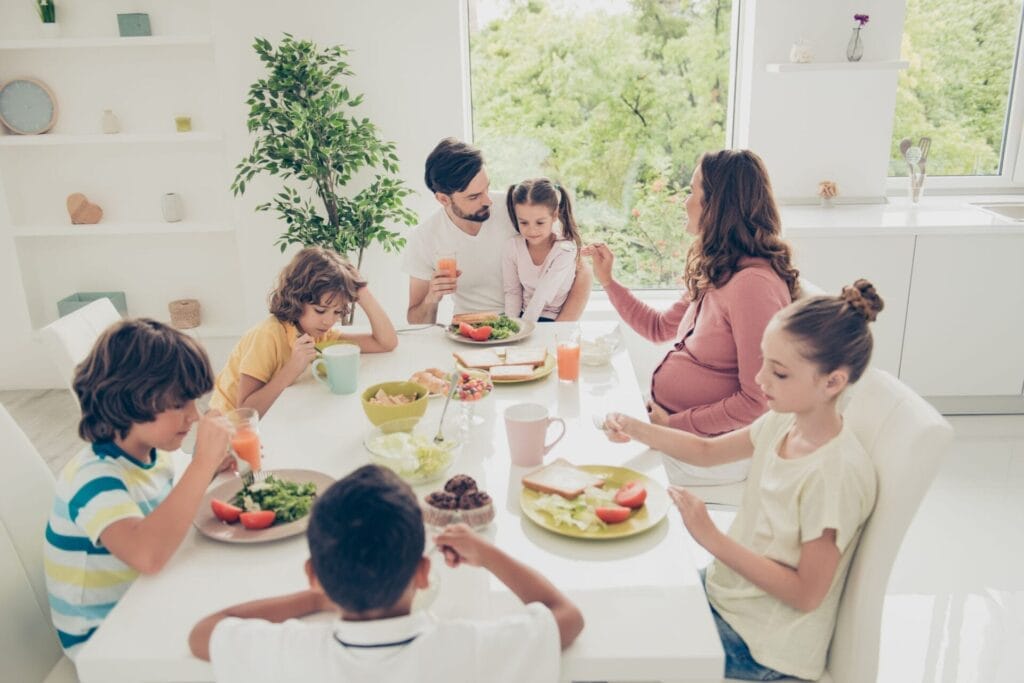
<box><xmin>403</xmin><ymin>192</ymin><xmax>515</xmax><ymax>315</ymax></box>
<box><xmin>209</xmin><ymin>604</ymin><xmax>560</xmax><ymax>683</ymax></box>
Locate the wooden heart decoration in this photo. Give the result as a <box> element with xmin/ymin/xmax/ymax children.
<box><xmin>66</xmin><ymin>193</ymin><xmax>103</xmax><ymax>224</ymax></box>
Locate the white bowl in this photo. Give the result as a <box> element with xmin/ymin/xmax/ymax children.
<box><xmin>364</xmin><ymin>417</ymin><xmax>461</xmax><ymax>484</ymax></box>
<box><xmin>580</xmin><ymin>339</ymin><xmax>614</xmax><ymax>366</ymax></box>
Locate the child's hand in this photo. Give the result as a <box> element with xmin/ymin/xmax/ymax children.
<box><xmin>668</xmin><ymin>486</ymin><xmax>719</xmax><ymax>550</ymax></box>
<box><xmin>602</xmin><ymin>412</ymin><xmax>633</xmax><ymax>443</ymax></box>
<box><xmin>193</xmin><ymin>410</ymin><xmax>232</xmax><ymax>473</ymax></box>
<box><xmin>646</xmin><ymin>400</ymin><xmax>670</xmax><ymax>426</ymax></box>
<box><xmin>581</xmin><ymin>243</ymin><xmax>615</xmax><ymax>287</ymax></box>
<box><xmin>426</xmin><ymin>269</ymin><xmax>461</xmax><ymax>305</ymax></box>
<box><xmin>433</xmin><ymin>524</ymin><xmax>490</xmax><ymax>568</ymax></box>
<box><xmin>286</xmin><ymin>333</ymin><xmax>317</xmax><ymax>377</ymax></box>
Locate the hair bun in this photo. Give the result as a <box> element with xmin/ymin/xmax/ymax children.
<box><xmin>841</xmin><ymin>279</ymin><xmax>884</xmax><ymax>322</ymax></box>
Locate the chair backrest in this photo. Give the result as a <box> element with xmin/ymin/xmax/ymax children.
<box><xmin>827</xmin><ymin>369</ymin><xmax>953</xmax><ymax>683</ymax></box>
<box><xmin>39</xmin><ymin>298</ymin><xmax>122</xmax><ymax>390</ymax></box>
<box><xmin>0</xmin><ymin>404</ymin><xmax>64</xmax><ymax>680</ymax></box>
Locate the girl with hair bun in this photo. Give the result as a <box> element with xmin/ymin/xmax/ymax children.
<box><xmin>502</xmin><ymin>178</ymin><xmax>584</xmax><ymax>323</ymax></box>
<box><xmin>600</xmin><ymin>280</ymin><xmax>883</xmax><ymax>681</ymax></box>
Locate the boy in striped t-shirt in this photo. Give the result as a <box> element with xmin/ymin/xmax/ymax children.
<box><xmin>45</xmin><ymin>319</ymin><xmax>232</xmax><ymax>658</ymax></box>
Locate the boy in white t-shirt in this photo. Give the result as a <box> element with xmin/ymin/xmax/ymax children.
<box><xmin>404</xmin><ymin>137</ymin><xmax>591</xmax><ymax>323</ymax></box>
<box><xmin>189</xmin><ymin>465</ymin><xmax>584</xmax><ymax>683</ymax></box>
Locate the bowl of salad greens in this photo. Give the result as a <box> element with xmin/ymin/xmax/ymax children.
<box><xmin>364</xmin><ymin>417</ymin><xmax>461</xmax><ymax>484</ymax></box>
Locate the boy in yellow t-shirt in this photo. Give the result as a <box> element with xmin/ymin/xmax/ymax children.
<box><xmin>211</xmin><ymin>247</ymin><xmax>397</xmax><ymax>416</ymax></box>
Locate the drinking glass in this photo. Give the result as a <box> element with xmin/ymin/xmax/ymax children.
<box><xmin>557</xmin><ymin>327</ymin><xmax>581</xmax><ymax>382</ymax></box>
<box><xmin>224</xmin><ymin>407</ymin><xmax>261</xmax><ymax>472</ymax></box>
<box><xmin>436</xmin><ymin>251</ymin><xmax>458</xmax><ymax>278</ymax></box>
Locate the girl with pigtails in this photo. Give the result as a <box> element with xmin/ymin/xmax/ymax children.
<box><xmin>502</xmin><ymin>178</ymin><xmax>584</xmax><ymax>322</ymax></box>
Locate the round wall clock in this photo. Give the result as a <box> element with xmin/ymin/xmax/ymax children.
<box><xmin>0</xmin><ymin>78</ymin><xmax>58</xmax><ymax>135</ymax></box>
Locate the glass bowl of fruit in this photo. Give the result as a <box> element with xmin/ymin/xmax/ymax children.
<box><xmin>452</xmin><ymin>369</ymin><xmax>493</xmax><ymax>429</ymax></box>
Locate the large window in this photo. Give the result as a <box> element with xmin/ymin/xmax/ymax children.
<box><xmin>469</xmin><ymin>0</ymin><xmax>736</xmax><ymax>288</ymax></box>
<box><xmin>891</xmin><ymin>0</ymin><xmax>1024</xmax><ymax>179</ymax></box>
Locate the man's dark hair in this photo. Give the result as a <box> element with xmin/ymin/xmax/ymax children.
<box><xmin>307</xmin><ymin>465</ymin><xmax>425</xmax><ymax>613</ymax></box>
<box><xmin>424</xmin><ymin>137</ymin><xmax>484</xmax><ymax>194</ymax></box>
<box><xmin>74</xmin><ymin>319</ymin><xmax>214</xmax><ymax>442</ymax></box>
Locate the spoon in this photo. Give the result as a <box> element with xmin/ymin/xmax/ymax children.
<box><xmin>899</xmin><ymin>138</ymin><xmax>912</xmax><ymax>159</ymax></box>
<box><xmin>434</xmin><ymin>370</ymin><xmax>461</xmax><ymax>444</ymax></box>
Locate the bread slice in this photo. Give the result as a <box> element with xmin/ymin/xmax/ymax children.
<box><xmin>452</xmin><ymin>349</ymin><xmax>503</xmax><ymax>369</ymax></box>
<box><xmin>505</xmin><ymin>347</ymin><xmax>547</xmax><ymax>367</ymax></box>
<box><xmin>451</xmin><ymin>311</ymin><xmax>501</xmax><ymax>325</ymax></box>
<box><xmin>522</xmin><ymin>459</ymin><xmax>606</xmax><ymax>499</ymax></box>
<box><xmin>490</xmin><ymin>364</ymin><xmax>536</xmax><ymax>381</ymax></box>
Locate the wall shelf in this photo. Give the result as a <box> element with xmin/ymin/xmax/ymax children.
<box><xmin>766</xmin><ymin>60</ymin><xmax>909</xmax><ymax>73</ymax></box>
<box><xmin>9</xmin><ymin>222</ymin><xmax>233</xmax><ymax>237</ymax></box>
<box><xmin>0</xmin><ymin>132</ymin><xmax>222</xmax><ymax>147</ymax></box>
<box><xmin>0</xmin><ymin>35</ymin><xmax>213</xmax><ymax>50</ymax></box>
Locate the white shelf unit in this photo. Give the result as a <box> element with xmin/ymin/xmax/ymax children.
<box><xmin>766</xmin><ymin>60</ymin><xmax>909</xmax><ymax>73</ymax></box>
<box><xmin>0</xmin><ymin>8</ymin><xmax>244</xmax><ymax>337</ymax></box>
<box><xmin>0</xmin><ymin>35</ymin><xmax>213</xmax><ymax>50</ymax></box>
<box><xmin>9</xmin><ymin>221</ymin><xmax>233</xmax><ymax>237</ymax></box>
<box><xmin>0</xmin><ymin>132</ymin><xmax>222</xmax><ymax>146</ymax></box>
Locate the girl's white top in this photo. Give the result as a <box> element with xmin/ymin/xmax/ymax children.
<box><xmin>501</xmin><ymin>235</ymin><xmax>577</xmax><ymax>323</ymax></box>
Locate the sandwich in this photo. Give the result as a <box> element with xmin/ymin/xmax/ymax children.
<box><xmin>489</xmin><ymin>364</ymin><xmax>537</xmax><ymax>381</ymax></box>
<box><xmin>522</xmin><ymin>459</ymin><xmax>606</xmax><ymax>499</ymax></box>
<box><xmin>451</xmin><ymin>311</ymin><xmax>501</xmax><ymax>325</ymax></box>
<box><xmin>505</xmin><ymin>347</ymin><xmax>547</xmax><ymax>367</ymax></box>
<box><xmin>452</xmin><ymin>349</ymin><xmax>504</xmax><ymax>369</ymax></box>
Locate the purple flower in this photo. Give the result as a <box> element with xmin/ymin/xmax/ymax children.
<box><xmin>854</xmin><ymin>14</ymin><xmax>870</xmax><ymax>26</ymax></box>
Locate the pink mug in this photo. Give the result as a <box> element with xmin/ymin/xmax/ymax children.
<box><xmin>504</xmin><ymin>403</ymin><xmax>566</xmax><ymax>466</ymax></box>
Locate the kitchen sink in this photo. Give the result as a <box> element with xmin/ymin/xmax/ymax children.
<box><xmin>971</xmin><ymin>203</ymin><xmax>1024</xmax><ymax>221</ymax></box>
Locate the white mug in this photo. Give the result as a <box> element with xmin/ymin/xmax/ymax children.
<box><xmin>504</xmin><ymin>402</ymin><xmax>565</xmax><ymax>466</ymax></box>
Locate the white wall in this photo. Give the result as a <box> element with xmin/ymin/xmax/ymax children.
<box><xmin>735</xmin><ymin>0</ymin><xmax>907</xmax><ymax>202</ymax></box>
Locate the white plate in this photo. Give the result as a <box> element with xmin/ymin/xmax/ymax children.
<box><xmin>446</xmin><ymin>318</ymin><xmax>535</xmax><ymax>345</ymax></box>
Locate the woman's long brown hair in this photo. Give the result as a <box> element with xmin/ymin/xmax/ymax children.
<box><xmin>683</xmin><ymin>149</ymin><xmax>800</xmax><ymax>301</ymax></box>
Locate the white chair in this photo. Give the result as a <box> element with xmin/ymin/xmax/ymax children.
<box><xmin>0</xmin><ymin>405</ymin><xmax>78</xmax><ymax>682</ymax></box>
<box><xmin>712</xmin><ymin>368</ymin><xmax>953</xmax><ymax>682</ymax></box>
<box><xmin>39</xmin><ymin>298</ymin><xmax>122</xmax><ymax>391</ymax></box>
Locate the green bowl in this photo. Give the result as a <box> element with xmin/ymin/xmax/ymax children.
<box><xmin>361</xmin><ymin>381</ymin><xmax>429</xmax><ymax>427</ymax></box>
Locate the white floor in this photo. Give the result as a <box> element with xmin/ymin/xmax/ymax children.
<box><xmin>2</xmin><ymin>391</ymin><xmax>1022</xmax><ymax>682</ymax></box>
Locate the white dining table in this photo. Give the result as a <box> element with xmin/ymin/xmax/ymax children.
<box><xmin>75</xmin><ymin>322</ymin><xmax>724</xmax><ymax>683</ymax></box>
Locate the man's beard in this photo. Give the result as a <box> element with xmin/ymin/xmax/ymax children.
<box><xmin>451</xmin><ymin>203</ymin><xmax>490</xmax><ymax>223</ymax></box>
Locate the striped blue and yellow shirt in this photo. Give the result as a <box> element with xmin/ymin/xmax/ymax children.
<box><xmin>44</xmin><ymin>441</ymin><xmax>175</xmax><ymax>658</ymax></box>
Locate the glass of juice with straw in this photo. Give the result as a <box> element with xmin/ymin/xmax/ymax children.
<box><xmin>557</xmin><ymin>327</ymin><xmax>581</xmax><ymax>382</ymax></box>
<box><xmin>225</xmin><ymin>407</ymin><xmax>261</xmax><ymax>472</ymax></box>
<box><xmin>436</xmin><ymin>252</ymin><xmax>457</xmax><ymax>278</ymax></box>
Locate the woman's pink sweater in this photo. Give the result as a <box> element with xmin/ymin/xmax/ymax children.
<box><xmin>606</xmin><ymin>258</ymin><xmax>791</xmax><ymax>437</ymax></box>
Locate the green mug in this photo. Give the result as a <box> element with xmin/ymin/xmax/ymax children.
<box><xmin>312</xmin><ymin>343</ymin><xmax>359</xmax><ymax>394</ymax></box>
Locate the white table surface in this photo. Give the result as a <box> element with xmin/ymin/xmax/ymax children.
<box><xmin>75</xmin><ymin>322</ymin><xmax>724</xmax><ymax>683</ymax></box>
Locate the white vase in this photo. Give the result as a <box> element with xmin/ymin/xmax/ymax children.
<box><xmin>40</xmin><ymin>22</ymin><xmax>60</xmax><ymax>38</ymax></box>
<box><xmin>102</xmin><ymin>109</ymin><xmax>121</xmax><ymax>134</ymax></box>
<box><xmin>161</xmin><ymin>193</ymin><xmax>183</xmax><ymax>222</ymax></box>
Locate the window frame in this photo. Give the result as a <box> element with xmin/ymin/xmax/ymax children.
<box><xmin>885</xmin><ymin>6</ymin><xmax>1024</xmax><ymax>195</ymax></box>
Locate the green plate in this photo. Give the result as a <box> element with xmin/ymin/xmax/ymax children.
<box><xmin>519</xmin><ymin>464</ymin><xmax>670</xmax><ymax>539</ymax></box>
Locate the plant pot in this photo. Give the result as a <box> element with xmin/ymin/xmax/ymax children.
<box><xmin>161</xmin><ymin>193</ymin><xmax>183</xmax><ymax>222</ymax></box>
<box><xmin>57</xmin><ymin>292</ymin><xmax>128</xmax><ymax>318</ymax></box>
<box><xmin>40</xmin><ymin>22</ymin><xmax>59</xmax><ymax>38</ymax></box>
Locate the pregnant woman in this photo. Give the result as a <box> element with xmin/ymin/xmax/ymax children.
<box><xmin>584</xmin><ymin>149</ymin><xmax>800</xmax><ymax>484</ymax></box>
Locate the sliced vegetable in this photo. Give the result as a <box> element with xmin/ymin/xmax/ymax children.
<box><xmin>468</xmin><ymin>325</ymin><xmax>493</xmax><ymax>341</ymax></box>
<box><xmin>459</xmin><ymin>322</ymin><xmax>476</xmax><ymax>338</ymax></box>
<box><xmin>239</xmin><ymin>510</ymin><xmax>276</xmax><ymax>530</ymax></box>
<box><xmin>595</xmin><ymin>506</ymin><xmax>632</xmax><ymax>524</ymax></box>
<box><xmin>614</xmin><ymin>481</ymin><xmax>647</xmax><ymax>509</ymax></box>
<box><xmin>211</xmin><ymin>499</ymin><xmax>242</xmax><ymax>523</ymax></box>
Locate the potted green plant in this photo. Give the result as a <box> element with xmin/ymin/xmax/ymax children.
<box><xmin>36</xmin><ymin>0</ymin><xmax>58</xmax><ymax>37</ymax></box>
<box><xmin>233</xmin><ymin>34</ymin><xmax>417</xmax><ymax>322</ymax></box>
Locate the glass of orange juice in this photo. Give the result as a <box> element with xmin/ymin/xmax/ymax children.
<box><xmin>225</xmin><ymin>407</ymin><xmax>262</xmax><ymax>472</ymax></box>
<box><xmin>436</xmin><ymin>251</ymin><xmax>457</xmax><ymax>278</ymax></box>
<box><xmin>557</xmin><ymin>327</ymin><xmax>581</xmax><ymax>382</ymax></box>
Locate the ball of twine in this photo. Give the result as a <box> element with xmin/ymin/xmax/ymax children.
<box><xmin>168</xmin><ymin>299</ymin><xmax>201</xmax><ymax>329</ymax></box>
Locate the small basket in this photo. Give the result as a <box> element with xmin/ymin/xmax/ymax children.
<box><xmin>168</xmin><ymin>299</ymin><xmax>200</xmax><ymax>329</ymax></box>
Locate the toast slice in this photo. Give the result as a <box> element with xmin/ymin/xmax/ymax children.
<box><xmin>451</xmin><ymin>311</ymin><xmax>501</xmax><ymax>325</ymax></box>
<box><xmin>522</xmin><ymin>459</ymin><xmax>606</xmax><ymax>499</ymax></box>
<box><xmin>489</xmin><ymin>364</ymin><xmax>537</xmax><ymax>381</ymax></box>
<box><xmin>452</xmin><ymin>349</ymin><xmax>503</xmax><ymax>369</ymax></box>
<box><xmin>505</xmin><ymin>347</ymin><xmax>547</xmax><ymax>367</ymax></box>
